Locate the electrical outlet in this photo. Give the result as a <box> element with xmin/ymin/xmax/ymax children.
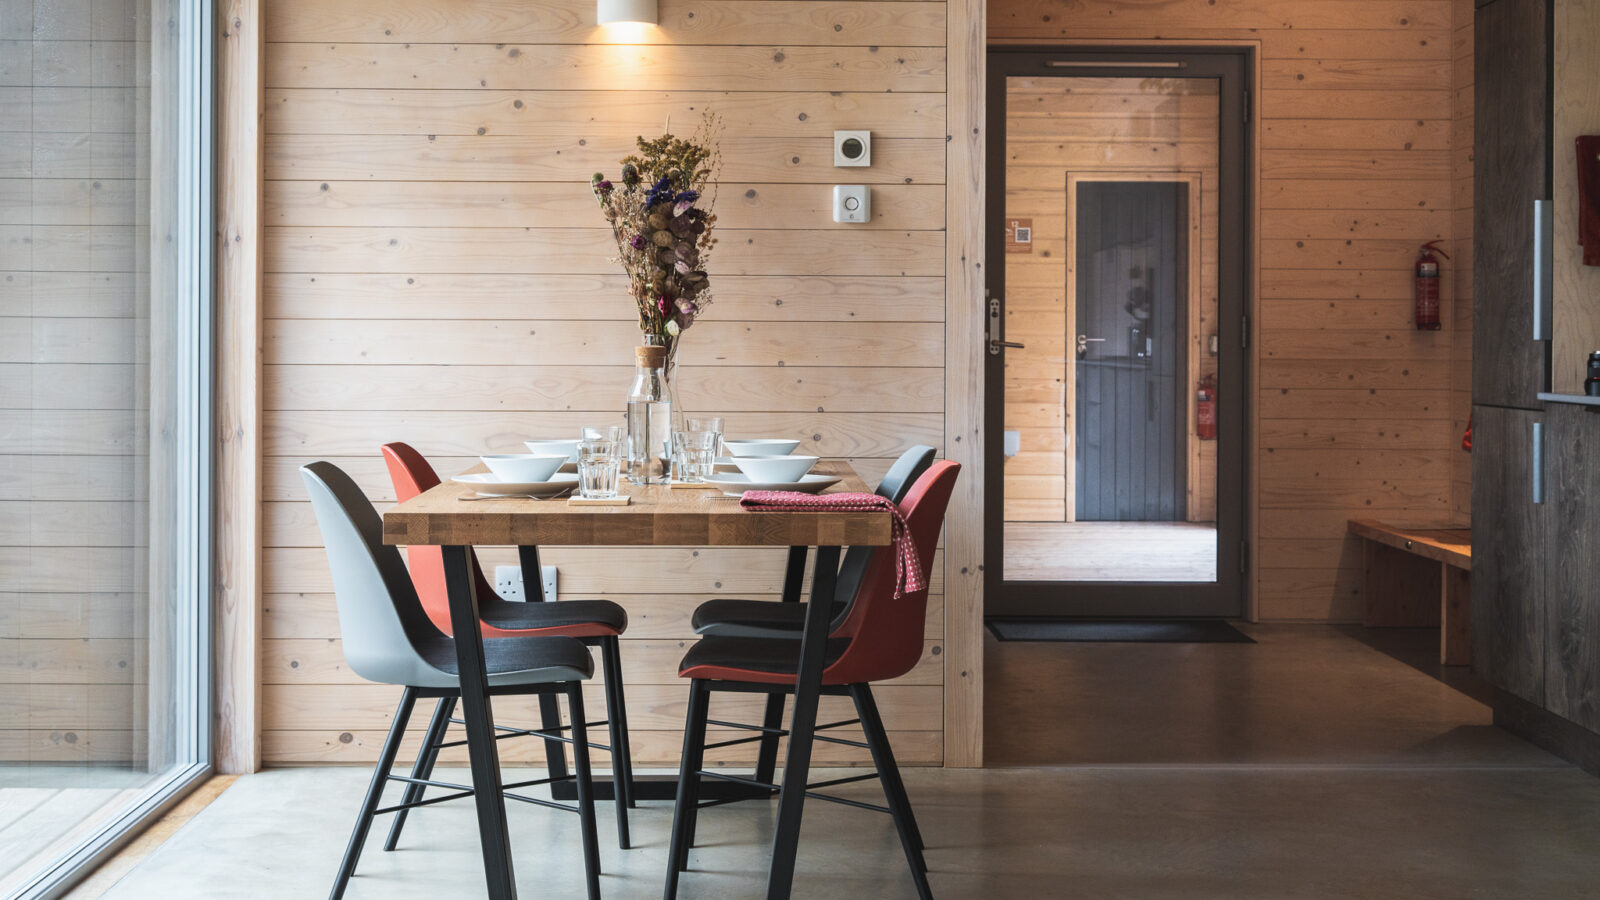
<box><xmin>493</xmin><ymin>565</ymin><xmax>559</xmax><ymax>602</ymax></box>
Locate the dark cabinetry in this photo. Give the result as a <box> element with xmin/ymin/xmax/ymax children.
<box><xmin>1544</xmin><ymin>405</ymin><xmax>1600</xmax><ymax>731</ymax></box>
<box><xmin>1472</xmin><ymin>0</ymin><xmax>1550</xmax><ymax>409</ymax></box>
<box><xmin>1471</xmin><ymin>404</ymin><xmax>1546</xmax><ymax>705</ymax></box>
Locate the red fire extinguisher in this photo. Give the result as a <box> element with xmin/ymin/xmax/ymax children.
<box><xmin>1415</xmin><ymin>240</ymin><xmax>1450</xmax><ymax>331</ymax></box>
<box><xmin>1196</xmin><ymin>374</ymin><xmax>1217</xmax><ymax>441</ymax></box>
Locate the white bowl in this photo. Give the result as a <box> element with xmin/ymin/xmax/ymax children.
<box><xmin>723</xmin><ymin>438</ymin><xmax>801</xmax><ymax>457</ymax></box>
<box><xmin>731</xmin><ymin>454</ymin><xmax>818</xmax><ymax>483</ymax></box>
<box><xmin>481</xmin><ymin>454</ymin><xmax>566</xmax><ymax>483</ymax></box>
<box><xmin>525</xmin><ymin>439</ymin><xmax>581</xmax><ymax>462</ymax></box>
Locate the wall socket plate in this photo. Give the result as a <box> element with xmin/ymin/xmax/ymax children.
<box><xmin>494</xmin><ymin>565</ymin><xmax>559</xmax><ymax>602</ymax></box>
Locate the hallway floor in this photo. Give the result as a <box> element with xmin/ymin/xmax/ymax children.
<box><xmin>83</xmin><ymin>626</ymin><xmax>1600</xmax><ymax>898</ymax></box>
<box><xmin>1002</xmin><ymin>520</ymin><xmax>1218</xmax><ymax>582</ymax></box>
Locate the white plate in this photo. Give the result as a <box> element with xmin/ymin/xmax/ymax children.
<box><xmin>703</xmin><ymin>472</ymin><xmax>841</xmax><ymax>497</ymax></box>
<box><xmin>452</xmin><ymin>472</ymin><xmax>578</xmax><ymax>496</ymax></box>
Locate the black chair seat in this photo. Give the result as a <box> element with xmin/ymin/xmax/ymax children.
<box><xmin>691</xmin><ymin>599</ymin><xmax>823</xmax><ymax>638</ymax></box>
<box><xmin>417</xmin><ymin>633</ymin><xmax>596</xmax><ymax>684</ymax></box>
<box><xmin>482</xmin><ymin>598</ymin><xmax>628</xmax><ymax>634</ymax></box>
<box><xmin>678</xmin><ymin>635</ymin><xmax>850</xmax><ymax>678</ymax></box>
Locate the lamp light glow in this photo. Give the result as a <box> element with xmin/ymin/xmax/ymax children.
<box><xmin>597</xmin><ymin>0</ymin><xmax>657</xmax><ymax>25</ymax></box>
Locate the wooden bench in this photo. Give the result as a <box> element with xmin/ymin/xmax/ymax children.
<box><xmin>1346</xmin><ymin>519</ymin><xmax>1472</xmax><ymax>666</ymax></box>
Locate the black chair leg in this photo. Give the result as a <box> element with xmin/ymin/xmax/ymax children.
<box><xmin>753</xmin><ymin>692</ymin><xmax>786</xmax><ymax>788</ymax></box>
<box><xmin>331</xmin><ymin>688</ymin><xmax>416</xmax><ymax>900</ymax></box>
<box><xmin>600</xmin><ymin>635</ymin><xmax>634</xmax><ymax>849</ymax></box>
<box><xmin>857</xmin><ymin>683</ymin><xmax>925</xmax><ymax>855</ymax></box>
<box><xmin>383</xmin><ymin>694</ymin><xmax>455</xmax><ymax>851</ymax></box>
<box><xmin>852</xmin><ymin>684</ymin><xmax>933</xmax><ymax>899</ymax></box>
<box><xmin>568</xmin><ymin>683</ymin><xmax>603</xmax><ymax>900</ymax></box>
<box><xmin>665</xmin><ymin>679</ymin><xmax>710</xmax><ymax>899</ymax></box>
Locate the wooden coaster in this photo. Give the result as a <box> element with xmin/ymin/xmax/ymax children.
<box><xmin>669</xmin><ymin>480</ymin><xmax>719</xmax><ymax>490</ymax></box>
<box><xmin>567</xmin><ymin>494</ymin><xmax>630</xmax><ymax>506</ymax></box>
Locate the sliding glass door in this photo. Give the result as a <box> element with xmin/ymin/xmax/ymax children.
<box><xmin>0</xmin><ymin>0</ymin><xmax>213</xmax><ymax>895</ymax></box>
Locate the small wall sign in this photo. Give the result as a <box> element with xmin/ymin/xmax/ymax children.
<box><xmin>1005</xmin><ymin>217</ymin><xmax>1032</xmax><ymax>254</ymax></box>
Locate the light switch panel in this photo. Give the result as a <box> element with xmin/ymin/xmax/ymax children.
<box><xmin>832</xmin><ymin>185</ymin><xmax>870</xmax><ymax>224</ymax></box>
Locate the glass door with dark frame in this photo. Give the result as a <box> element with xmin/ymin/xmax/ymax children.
<box><xmin>984</xmin><ymin>49</ymin><xmax>1250</xmax><ymax>618</ymax></box>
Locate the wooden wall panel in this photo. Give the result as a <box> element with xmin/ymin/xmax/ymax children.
<box><xmin>0</xmin><ymin>0</ymin><xmax>153</xmax><ymax>763</ymax></box>
<box><xmin>1549</xmin><ymin>0</ymin><xmax>1600</xmax><ymax>395</ymax></box>
<box><xmin>261</xmin><ymin>0</ymin><xmax>954</xmax><ymax>766</ymax></box>
<box><xmin>992</xmin><ymin>0</ymin><xmax>1467</xmax><ymax>621</ymax></box>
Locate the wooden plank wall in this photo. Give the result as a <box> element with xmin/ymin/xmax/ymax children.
<box><xmin>1450</xmin><ymin>0</ymin><xmax>1472</xmax><ymax>520</ymax></box>
<box><xmin>1549</xmin><ymin>0</ymin><xmax>1600</xmax><ymax>394</ymax></box>
<box><xmin>992</xmin><ymin>0</ymin><xmax>1468</xmax><ymax>620</ymax></box>
<box><xmin>259</xmin><ymin>0</ymin><xmax>952</xmax><ymax>765</ymax></box>
<box><xmin>0</xmin><ymin>0</ymin><xmax>153</xmax><ymax>763</ymax></box>
<box><xmin>1002</xmin><ymin>77</ymin><xmax>1219</xmax><ymax>524</ymax></box>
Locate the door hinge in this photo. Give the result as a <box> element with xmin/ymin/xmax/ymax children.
<box><xmin>1241</xmin><ymin>313</ymin><xmax>1250</xmax><ymax>350</ymax></box>
<box><xmin>1239</xmin><ymin>540</ymin><xmax>1249</xmax><ymax>575</ymax></box>
<box><xmin>1243</xmin><ymin>90</ymin><xmax>1251</xmax><ymax>124</ymax></box>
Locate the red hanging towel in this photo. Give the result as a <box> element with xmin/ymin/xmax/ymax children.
<box><xmin>739</xmin><ymin>491</ymin><xmax>925</xmax><ymax>597</ymax></box>
<box><xmin>1578</xmin><ymin>136</ymin><xmax>1600</xmax><ymax>267</ymax></box>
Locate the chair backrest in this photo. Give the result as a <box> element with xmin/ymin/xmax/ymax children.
<box><xmin>830</xmin><ymin>444</ymin><xmax>936</xmax><ymax>618</ymax></box>
<box><xmin>381</xmin><ymin>442</ymin><xmax>503</xmax><ymax>635</ymax></box>
<box><xmin>299</xmin><ymin>460</ymin><xmax>446</xmax><ymax>687</ymax></box>
<box><xmin>826</xmin><ymin>460</ymin><xmax>959</xmax><ymax>685</ymax></box>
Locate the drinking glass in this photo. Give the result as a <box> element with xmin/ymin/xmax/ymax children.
<box><xmin>582</xmin><ymin>424</ymin><xmax>625</xmax><ymax>445</ymax></box>
<box><xmin>577</xmin><ymin>439</ymin><xmax>620</xmax><ymax>499</ymax></box>
<box><xmin>672</xmin><ymin>430</ymin><xmax>719</xmax><ymax>483</ymax></box>
<box><xmin>685</xmin><ymin>417</ymin><xmax>724</xmax><ymax>458</ymax></box>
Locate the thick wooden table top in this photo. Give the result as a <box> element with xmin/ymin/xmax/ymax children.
<box><xmin>383</xmin><ymin>460</ymin><xmax>892</xmax><ymax>548</ymax></box>
<box><xmin>1347</xmin><ymin>518</ymin><xmax>1471</xmax><ymax>569</ymax></box>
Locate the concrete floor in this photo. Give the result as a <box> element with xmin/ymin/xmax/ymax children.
<box><xmin>90</xmin><ymin>625</ymin><xmax>1600</xmax><ymax>898</ymax></box>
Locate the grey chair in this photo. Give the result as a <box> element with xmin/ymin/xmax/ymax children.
<box><xmin>300</xmin><ymin>461</ymin><xmax>603</xmax><ymax>900</ymax></box>
<box><xmin>689</xmin><ymin>444</ymin><xmax>937</xmax><ymax>638</ymax></box>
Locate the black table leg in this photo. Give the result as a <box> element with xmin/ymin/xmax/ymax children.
<box><xmin>754</xmin><ymin>545</ymin><xmax>809</xmax><ymax>785</ymax></box>
<box><xmin>443</xmin><ymin>545</ymin><xmax>517</xmax><ymax>899</ymax></box>
<box><xmin>766</xmin><ymin>544</ymin><xmax>840</xmax><ymax>900</ymax></box>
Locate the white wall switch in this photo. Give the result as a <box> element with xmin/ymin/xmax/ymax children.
<box><xmin>833</xmin><ymin>185</ymin><xmax>870</xmax><ymax>224</ymax></box>
<box><xmin>834</xmin><ymin>130</ymin><xmax>871</xmax><ymax>167</ymax></box>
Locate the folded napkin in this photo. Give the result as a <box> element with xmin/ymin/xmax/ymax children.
<box><xmin>739</xmin><ymin>491</ymin><xmax>924</xmax><ymax>597</ymax></box>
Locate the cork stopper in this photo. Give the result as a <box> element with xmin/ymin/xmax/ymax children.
<box><xmin>635</xmin><ymin>345</ymin><xmax>669</xmax><ymax>367</ymax></box>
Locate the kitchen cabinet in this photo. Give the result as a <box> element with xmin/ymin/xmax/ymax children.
<box><xmin>1471</xmin><ymin>404</ymin><xmax>1547</xmax><ymax>705</ymax></box>
<box><xmin>1473</xmin><ymin>0</ymin><xmax>1551</xmax><ymax>409</ymax></box>
<box><xmin>1543</xmin><ymin>404</ymin><xmax>1600</xmax><ymax>730</ymax></box>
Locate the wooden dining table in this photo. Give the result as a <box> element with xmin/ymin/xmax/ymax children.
<box><xmin>381</xmin><ymin>460</ymin><xmax>892</xmax><ymax>900</ymax></box>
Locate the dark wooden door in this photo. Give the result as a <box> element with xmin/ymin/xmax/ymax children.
<box><xmin>1472</xmin><ymin>0</ymin><xmax>1550</xmax><ymax>409</ymax></box>
<box><xmin>1074</xmin><ymin>181</ymin><xmax>1188</xmax><ymax>522</ymax></box>
<box><xmin>1543</xmin><ymin>405</ymin><xmax>1600</xmax><ymax>729</ymax></box>
<box><xmin>1471</xmin><ymin>403</ymin><xmax>1547</xmax><ymax>705</ymax></box>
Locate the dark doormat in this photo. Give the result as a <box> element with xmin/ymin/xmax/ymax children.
<box><xmin>987</xmin><ymin>618</ymin><xmax>1255</xmax><ymax>643</ymax></box>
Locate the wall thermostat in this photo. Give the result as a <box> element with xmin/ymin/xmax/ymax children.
<box><xmin>833</xmin><ymin>185</ymin><xmax>870</xmax><ymax>223</ymax></box>
<box><xmin>834</xmin><ymin>130</ymin><xmax>871</xmax><ymax>167</ymax></box>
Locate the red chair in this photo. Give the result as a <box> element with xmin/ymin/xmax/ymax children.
<box><xmin>380</xmin><ymin>442</ymin><xmax>635</xmax><ymax>850</ymax></box>
<box><xmin>664</xmin><ymin>461</ymin><xmax>959</xmax><ymax>900</ymax></box>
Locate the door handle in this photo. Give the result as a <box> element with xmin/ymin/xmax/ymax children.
<box><xmin>1077</xmin><ymin>334</ymin><xmax>1107</xmax><ymax>355</ymax></box>
<box><xmin>987</xmin><ymin>296</ymin><xmax>1026</xmax><ymax>355</ymax></box>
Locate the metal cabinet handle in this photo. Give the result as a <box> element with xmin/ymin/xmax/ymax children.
<box><xmin>1534</xmin><ymin>200</ymin><xmax>1553</xmax><ymax>341</ymax></box>
<box><xmin>1532</xmin><ymin>421</ymin><xmax>1544</xmax><ymax>505</ymax></box>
